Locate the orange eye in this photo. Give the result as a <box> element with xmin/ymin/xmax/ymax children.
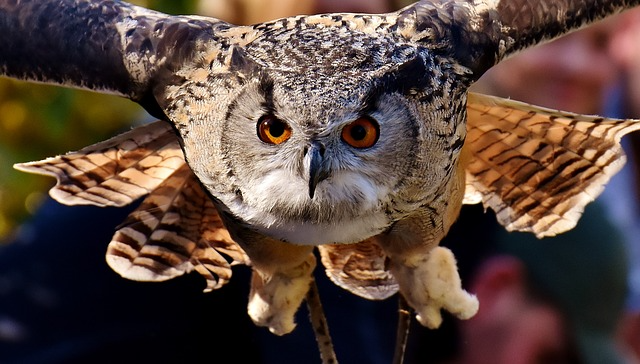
<box><xmin>257</xmin><ymin>114</ymin><xmax>292</xmax><ymax>145</ymax></box>
<box><xmin>341</xmin><ymin>117</ymin><xmax>379</xmax><ymax>148</ymax></box>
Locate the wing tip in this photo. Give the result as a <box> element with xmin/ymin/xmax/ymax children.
<box><xmin>106</xmin><ymin>253</ymin><xmax>188</xmax><ymax>282</ymax></box>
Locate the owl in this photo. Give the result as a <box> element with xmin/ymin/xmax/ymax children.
<box><xmin>2</xmin><ymin>0</ymin><xmax>640</xmax><ymax>339</ymax></box>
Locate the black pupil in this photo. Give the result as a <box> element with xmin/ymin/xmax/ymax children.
<box><xmin>350</xmin><ymin>124</ymin><xmax>367</xmax><ymax>140</ymax></box>
<box><xmin>267</xmin><ymin>119</ymin><xmax>285</xmax><ymax>137</ymax></box>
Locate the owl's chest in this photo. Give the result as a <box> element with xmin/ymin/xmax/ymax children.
<box><xmin>212</xmin><ymin>177</ymin><xmax>445</xmax><ymax>247</ymax></box>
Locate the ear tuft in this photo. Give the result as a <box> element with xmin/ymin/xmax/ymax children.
<box><xmin>227</xmin><ymin>45</ymin><xmax>262</xmax><ymax>80</ymax></box>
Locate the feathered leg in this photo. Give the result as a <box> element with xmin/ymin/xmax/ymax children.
<box><xmin>239</xmin><ymin>236</ymin><xmax>316</xmax><ymax>335</ymax></box>
<box><xmin>378</xmin><ymin>157</ymin><xmax>478</xmax><ymax>328</ymax></box>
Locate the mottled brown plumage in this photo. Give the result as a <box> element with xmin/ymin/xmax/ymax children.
<box><xmin>3</xmin><ymin>0</ymin><xmax>640</xmax><ymax>336</ymax></box>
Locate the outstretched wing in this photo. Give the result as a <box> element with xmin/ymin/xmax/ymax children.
<box><xmin>397</xmin><ymin>0</ymin><xmax>640</xmax><ymax>79</ymax></box>
<box><xmin>15</xmin><ymin>121</ymin><xmax>184</xmax><ymax>207</ymax></box>
<box><xmin>463</xmin><ymin>92</ymin><xmax>640</xmax><ymax>237</ymax></box>
<box><xmin>4</xmin><ymin>0</ymin><xmax>638</xmax><ymax>106</ymax></box>
<box><xmin>0</xmin><ymin>0</ymin><xmax>232</xmax><ymax>118</ymax></box>
<box><xmin>15</xmin><ymin>119</ymin><xmax>249</xmax><ymax>290</ymax></box>
<box><xmin>318</xmin><ymin>239</ymin><xmax>398</xmax><ymax>300</ymax></box>
<box><xmin>107</xmin><ymin>163</ymin><xmax>249</xmax><ymax>292</ymax></box>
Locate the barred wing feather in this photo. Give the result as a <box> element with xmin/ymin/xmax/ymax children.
<box><xmin>14</xmin><ymin>121</ymin><xmax>183</xmax><ymax>207</ymax></box>
<box><xmin>318</xmin><ymin>239</ymin><xmax>398</xmax><ymax>300</ymax></box>
<box><xmin>464</xmin><ymin>92</ymin><xmax>640</xmax><ymax>237</ymax></box>
<box><xmin>15</xmin><ymin>120</ymin><xmax>249</xmax><ymax>291</ymax></box>
<box><xmin>107</xmin><ymin>163</ymin><xmax>249</xmax><ymax>292</ymax></box>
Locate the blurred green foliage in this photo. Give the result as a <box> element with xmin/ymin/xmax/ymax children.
<box><xmin>0</xmin><ymin>0</ymin><xmax>198</xmax><ymax>240</ymax></box>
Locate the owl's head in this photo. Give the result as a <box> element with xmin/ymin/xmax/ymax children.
<box><xmin>167</xmin><ymin>21</ymin><xmax>470</xmax><ymax>246</ymax></box>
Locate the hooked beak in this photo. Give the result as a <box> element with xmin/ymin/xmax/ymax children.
<box><xmin>305</xmin><ymin>141</ymin><xmax>330</xmax><ymax>199</ymax></box>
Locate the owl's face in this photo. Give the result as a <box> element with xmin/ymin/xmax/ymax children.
<box><xmin>169</xmin><ymin>27</ymin><xmax>469</xmax><ymax>246</ymax></box>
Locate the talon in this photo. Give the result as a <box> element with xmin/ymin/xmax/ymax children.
<box><xmin>415</xmin><ymin>306</ymin><xmax>443</xmax><ymax>329</ymax></box>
